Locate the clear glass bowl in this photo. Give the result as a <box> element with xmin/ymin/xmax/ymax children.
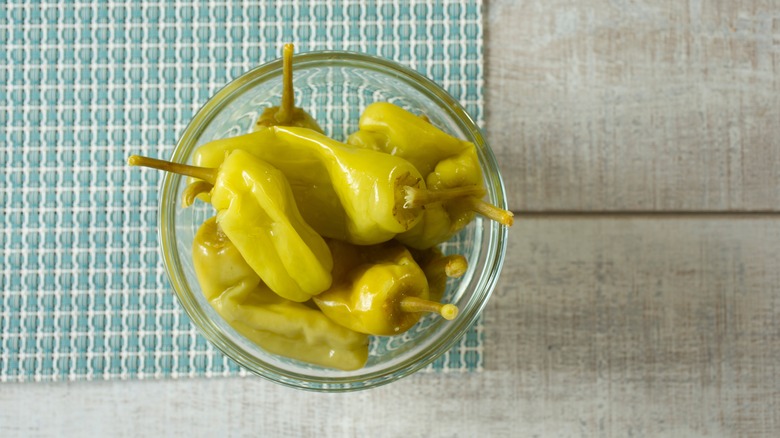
<box><xmin>159</xmin><ymin>51</ymin><xmax>508</xmax><ymax>391</ymax></box>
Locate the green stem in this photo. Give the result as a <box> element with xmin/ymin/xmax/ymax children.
<box><xmin>404</xmin><ymin>184</ymin><xmax>514</xmax><ymax>226</ymax></box>
<box><xmin>443</xmin><ymin>255</ymin><xmax>468</xmax><ymax>278</ymax></box>
<box><xmin>424</xmin><ymin>254</ymin><xmax>468</xmax><ymax>279</ymax></box>
<box><xmin>275</xmin><ymin>43</ymin><xmax>295</xmax><ymax>124</ymax></box>
<box><xmin>128</xmin><ymin>155</ymin><xmax>217</xmax><ymax>185</ymax></box>
<box><xmin>466</xmin><ymin>197</ymin><xmax>514</xmax><ymax>226</ymax></box>
<box><xmin>403</xmin><ymin>185</ymin><xmax>485</xmax><ymax>209</ymax></box>
<box><xmin>400</xmin><ymin>296</ymin><xmax>459</xmax><ymax>320</ymax></box>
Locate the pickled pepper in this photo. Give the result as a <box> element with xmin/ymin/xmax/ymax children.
<box><xmin>214</xmin><ymin>285</ymin><xmax>369</xmax><ymax>371</ymax></box>
<box><xmin>314</xmin><ymin>240</ymin><xmax>458</xmax><ymax>336</ymax></box>
<box><xmin>191</xmin><ymin>218</ymin><xmax>368</xmax><ymax>371</ymax></box>
<box><xmin>129</xmin><ymin>149</ymin><xmax>333</xmax><ymax>302</ymax></box>
<box><xmin>347</xmin><ymin>102</ymin><xmax>471</xmax><ymax>177</ymax></box>
<box><xmin>192</xmin><ymin>216</ymin><xmax>261</xmax><ymax>301</ymax></box>
<box><xmin>348</xmin><ymin>102</ymin><xmax>513</xmax><ymax>248</ymax></box>
<box><xmin>191</xmin><ymin>126</ymin><xmax>431</xmax><ymax>245</ymax></box>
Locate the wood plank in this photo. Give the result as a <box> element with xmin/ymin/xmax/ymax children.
<box><xmin>2</xmin><ymin>217</ymin><xmax>779</xmax><ymax>436</ymax></box>
<box><xmin>487</xmin><ymin>215</ymin><xmax>780</xmax><ymax>435</ymax></box>
<box><xmin>486</xmin><ymin>0</ymin><xmax>780</xmax><ymax>212</ymax></box>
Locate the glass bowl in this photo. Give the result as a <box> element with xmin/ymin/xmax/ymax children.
<box><xmin>159</xmin><ymin>51</ymin><xmax>508</xmax><ymax>391</ymax></box>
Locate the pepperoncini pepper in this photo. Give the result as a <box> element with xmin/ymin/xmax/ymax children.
<box><xmin>253</xmin><ymin>43</ymin><xmax>324</xmax><ymax>134</ymax></box>
<box><xmin>192</xmin><ymin>216</ymin><xmax>261</xmax><ymax>301</ymax></box>
<box><xmin>128</xmin><ymin>149</ymin><xmax>333</xmax><ymax>302</ymax></box>
<box><xmin>191</xmin><ymin>126</ymin><xmax>432</xmax><ymax>245</ymax></box>
<box><xmin>215</xmin><ymin>285</ymin><xmax>369</xmax><ymax>371</ymax></box>
<box><xmin>191</xmin><ymin>218</ymin><xmax>368</xmax><ymax>371</ymax></box>
<box><xmin>313</xmin><ymin>240</ymin><xmax>459</xmax><ymax>336</ymax></box>
<box><xmin>348</xmin><ymin>102</ymin><xmax>513</xmax><ymax>248</ymax></box>
<box><xmin>347</xmin><ymin>102</ymin><xmax>473</xmax><ymax>178</ymax></box>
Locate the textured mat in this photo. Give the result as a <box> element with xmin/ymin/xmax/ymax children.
<box><xmin>0</xmin><ymin>0</ymin><xmax>484</xmax><ymax>381</ymax></box>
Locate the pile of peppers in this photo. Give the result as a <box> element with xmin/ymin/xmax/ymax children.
<box><xmin>129</xmin><ymin>45</ymin><xmax>513</xmax><ymax>371</ymax></box>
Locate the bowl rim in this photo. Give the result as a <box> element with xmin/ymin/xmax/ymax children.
<box><xmin>159</xmin><ymin>50</ymin><xmax>509</xmax><ymax>391</ymax></box>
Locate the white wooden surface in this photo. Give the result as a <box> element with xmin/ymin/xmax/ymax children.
<box><xmin>3</xmin><ymin>218</ymin><xmax>779</xmax><ymax>436</ymax></box>
<box><xmin>487</xmin><ymin>0</ymin><xmax>780</xmax><ymax>212</ymax></box>
<box><xmin>5</xmin><ymin>2</ymin><xmax>780</xmax><ymax>436</ymax></box>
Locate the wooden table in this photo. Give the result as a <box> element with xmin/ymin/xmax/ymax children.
<box><xmin>4</xmin><ymin>1</ymin><xmax>779</xmax><ymax>436</ymax></box>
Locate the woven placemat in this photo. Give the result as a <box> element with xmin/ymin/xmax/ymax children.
<box><xmin>0</xmin><ymin>0</ymin><xmax>484</xmax><ymax>381</ymax></box>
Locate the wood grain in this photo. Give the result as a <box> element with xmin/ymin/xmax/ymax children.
<box><xmin>488</xmin><ymin>215</ymin><xmax>780</xmax><ymax>435</ymax></box>
<box><xmin>486</xmin><ymin>0</ymin><xmax>780</xmax><ymax>212</ymax></box>
<box><xmin>3</xmin><ymin>217</ymin><xmax>778</xmax><ymax>437</ymax></box>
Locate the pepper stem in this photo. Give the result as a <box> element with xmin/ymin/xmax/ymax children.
<box><xmin>181</xmin><ymin>181</ymin><xmax>214</xmax><ymax>207</ymax></box>
<box><xmin>422</xmin><ymin>253</ymin><xmax>469</xmax><ymax>278</ymax></box>
<box><xmin>442</xmin><ymin>255</ymin><xmax>468</xmax><ymax>278</ymax></box>
<box><xmin>128</xmin><ymin>155</ymin><xmax>218</xmax><ymax>185</ymax></box>
<box><xmin>400</xmin><ymin>296</ymin><xmax>459</xmax><ymax>320</ymax></box>
<box><xmin>466</xmin><ymin>197</ymin><xmax>514</xmax><ymax>226</ymax></box>
<box><xmin>403</xmin><ymin>185</ymin><xmax>486</xmax><ymax>209</ymax></box>
<box><xmin>275</xmin><ymin>43</ymin><xmax>295</xmax><ymax>124</ymax></box>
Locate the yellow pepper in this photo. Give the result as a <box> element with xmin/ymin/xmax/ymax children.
<box><xmin>253</xmin><ymin>43</ymin><xmax>324</xmax><ymax>133</ymax></box>
<box><xmin>192</xmin><ymin>216</ymin><xmax>261</xmax><ymax>301</ymax></box>
<box><xmin>314</xmin><ymin>240</ymin><xmax>458</xmax><ymax>336</ymax></box>
<box><xmin>213</xmin><ymin>285</ymin><xmax>369</xmax><ymax>371</ymax></box>
<box><xmin>347</xmin><ymin>102</ymin><xmax>475</xmax><ymax>178</ymax></box>
<box><xmin>348</xmin><ymin>102</ymin><xmax>513</xmax><ymax>248</ymax></box>
<box><xmin>192</xmin><ymin>126</ymin><xmax>427</xmax><ymax>245</ymax></box>
<box><xmin>129</xmin><ymin>149</ymin><xmax>333</xmax><ymax>302</ymax></box>
<box><xmin>191</xmin><ymin>218</ymin><xmax>368</xmax><ymax>371</ymax></box>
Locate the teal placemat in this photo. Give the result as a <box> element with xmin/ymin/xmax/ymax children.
<box><xmin>0</xmin><ymin>0</ymin><xmax>484</xmax><ymax>381</ymax></box>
